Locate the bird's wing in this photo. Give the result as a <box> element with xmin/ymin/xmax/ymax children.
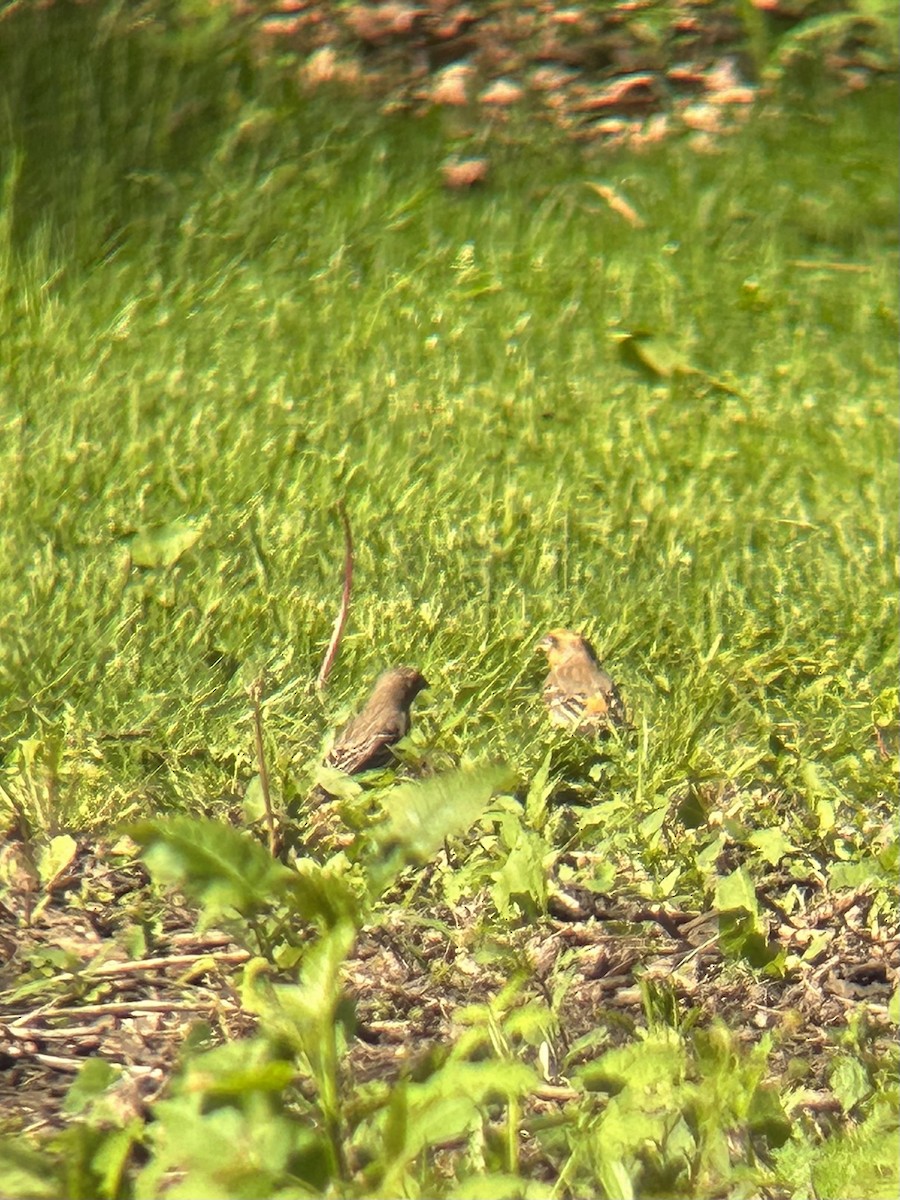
<box><xmin>325</xmin><ymin>709</ymin><xmax>408</xmax><ymax>775</ymax></box>
<box><xmin>543</xmin><ymin>677</ymin><xmax>592</xmax><ymax>727</ymax></box>
<box><xmin>545</xmin><ymin>660</ymin><xmax>627</xmax><ymax>730</ymax></box>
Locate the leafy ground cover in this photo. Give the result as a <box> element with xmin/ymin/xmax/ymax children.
<box><xmin>0</xmin><ymin>2</ymin><xmax>897</xmax><ymax>1197</ymax></box>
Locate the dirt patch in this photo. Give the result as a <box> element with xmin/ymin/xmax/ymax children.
<box><xmin>252</xmin><ymin>0</ymin><xmax>896</xmax><ymax>158</ymax></box>
<box><xmin>1</xmin><ymin>837</ymin><xmax>895</xmax><ymax>1138</ymax></box>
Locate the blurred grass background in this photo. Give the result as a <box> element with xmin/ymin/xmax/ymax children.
<box><xmin>0</xmin><ymin>1</ymin><xmax>896</xmax><ymax>834</ymax></box>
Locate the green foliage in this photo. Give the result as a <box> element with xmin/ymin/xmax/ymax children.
<box><xmin>0</xmin><ymin>1141</ymin><xmax>63</xmax><ymax>1200</ymax></box>
<box><xmin>134</xmin><ymin>1038</ymin><xmax>328</xmax><ymax>1199</ymax></box>
<box><xmin>774</xmin><ymin>1094</ymin><xmax>899</xmax><ymax>1200</ymax></box>
<box><xmin>563</xmin><ymin>1025</ymin><xmax>791</xmax><ymax>1197</ymax></box>
<box><xmin>128</xmin><ymin>816</ymin><xmax>298</xmax><ymax>921</ymax></box>
<box><xmin>714</xmin><ymin>865</ymin><xmax>783</xmax><ymax>970</ymax></box>
<box><xmin>374</xmin><ymin>766</ymin><xmax>514</xmax><ymax>870</ymax></box>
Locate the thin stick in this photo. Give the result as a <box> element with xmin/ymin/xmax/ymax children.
<box><xmin>23</xmin><ymin>1052</ymin><xmax>89</xmax><ymax>1073</ymax></box>
<box><xmin>5</xmin><ymin>1023</ymin><xmax>111</xmax><ymax>1040</ymax></box>
<box><xmin>250</xmin><ymin>676</ymin><xmax>279</xmax><ymax>857</ymax></box>
<box><xmin>9</xmin><ymin>999</ymin><xmax>226</xmax><ymax>1026</ymax></box>
<box><xmin>165</xmin><ymin>931</ymin><xmax>237</xmax><ymax>947</ymax></box>
<box><xmin>90</xmin><ymin>950</ymin><xmax>250</xmax><ymax>977</ymax></box>
<box><xmin>788</xmin><ymin>260</ymin><xmax>871</xmax><ymax>273</ymax></box>
<box><xmin>317</xmin><ymin>500</ymin><xmax>353</xmax><ymax>691</ymax></box>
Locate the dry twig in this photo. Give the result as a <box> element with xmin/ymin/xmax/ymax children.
<box><xmin>316</xmin><ymin>500</ymin><xmax>353</xmax><ymax>691</ymax></box>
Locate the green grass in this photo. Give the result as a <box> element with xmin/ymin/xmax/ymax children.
<box><xmin>3</xmin><ymin>67</ymin><xmax>896</xmax><ymax>827</ymax></box>
<box><xmin>0</xmin><ymin>4</ymin><xmax>897</xmax><ymax>1196</ymax></box>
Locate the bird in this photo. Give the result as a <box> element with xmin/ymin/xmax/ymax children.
<box><xmin>322</xmin><ymin>666</ymin><xmax>429</xmax><ymax>780</ymax></box>
<box><xmin>536</xmin><ymin>629</ymin><xmax>627</xmax><ymax>735</ymax></box>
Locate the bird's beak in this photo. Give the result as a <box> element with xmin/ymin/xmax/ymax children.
<box><xmin>535</xmin><ymin>636</ymin><xmax>552</xmax><ymax>655</ymax></box>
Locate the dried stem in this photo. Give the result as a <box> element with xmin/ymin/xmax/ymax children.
<box><xmin>90</xmin><ymin>950</ymin><xmax>250</xmax><ymax>977</ymax></box>
<box><xmin>317</xmin><ymin>500</ymin><xmax>353</xmax><ymax>691</ymax></box>
<box><xmin>9</xmin><ymin>999</ymin><xmax>232</xmax><ymax>1026</ymax></box>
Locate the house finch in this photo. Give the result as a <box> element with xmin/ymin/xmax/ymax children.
<box><xmin>536</xmin><ymin>629</ymin><xmax>627</xmax><ymax>735</ymax></box>
<box><xmin>323</xmin><ymin>666</ymin><xmax>429</xmax><ymax>778</ymax></box>
<box><xmin>306</xmin><ymin>667</ymin><xmax>428</xmax><ymax>849</ymax></box>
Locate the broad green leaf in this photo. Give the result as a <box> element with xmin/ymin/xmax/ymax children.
<box><xmin>696</xmin><ymin>833</ymin><xmax>725</xmax><ymax>874</ymax></box>
<box><xmin>761</xmin><ymin>944</ymin><xmax>789</xmax><ymax>977</ymax></box>
<box><xmin>62</xmin><ymin>1059</ymin><xmax>119</xmax><ymax>1115</ymax></box>
<box><xmin>192</xmin><ymin>1060</ymin><xmax>296</xmax><ymax>1098</ymax></box>
<box><xmin>242</xmin><ymin>774</ymin><xmax>268</xmax><ymax>825</ymax></box>
<box><xmin>401</xmin><ymin>1091</ymin><xmax>480</xmax><ymax>1160</ymax></box>
<box><xmin>801</xmin><ymin>931</ymin><xmax>833</xmax><ymax>963</ymax></box>
<box><xmin>828</xmin><ymin>856</ymin><xmax>885</xmax><ymax>890</ymax></box>
<box><xmin>638</xmin><ymin>803</ymin><xmax>668</xmax><ymax>843</ymax></box>
<box><xmin>747</xmin><ymin>1085</ymin><xmax>792</xmax><ymax>1146</ymax></box>
<box><xmin>126</xmin><ymin>816</ymin><xmax>292</xmax><ymax>919</ymax></box>
<box><xmin>252</xmin><ymin>923</ymin><xmax>357</xmax><ymax>1067</ymax></box>
<box><xmin>716</xmin><ymin>903</ymin><xmax>781</xmax><ymax>966</ymax></box>
<box><xmin>595</xmin><ymin>1093</ymin><xmax>694</xmax><ymax>1187</ymax></box>
<box><xmin>598</xmin><ymin>1159</ymin><xmax>634</xmax><ymax>1200</ymax></box>
<box><xmin>379</xmin><ymin>1094</ymin><xmax>480</xmax><ymax>1195</ymax></box>
<box><xmin>717</xmin><ymin>910</ymin><xmax>758</xmax><ymax>962</ymax></box>
<box><xmin>428</xmin><ymin>1058</ymin><xmax>537</xmax><ymax>1106</ymax></box>
<box><xmin>176</xmin><ymin>1034</ymin><xmax>291</xmax><ymax>1097</ymax></box>
<box><xmin>524</xmin><ymin>750</ymin><xmax>554</xmax><ymax>831</ymax></box>
<box><xmin>714</xmin><ymin>866</ymin><xmax>758</xmax><ymax>917</ymax></box>
<box><xmin>815</xmin><ymin>795</ymin><xmax>836</xmax><ymax>832</ymax></box>
<box><xmin>285</xmin><ymin>858</ymin><xmax>363</xmax><ymax>927</ymax></box>
<box><xmin>491</xmin><ymin>827</ymin><xmax>549</xmax><ymax>920</ymax></box>
<box><xmin>655</xmin><ymin>865</ymin><xmax>683</xmax><ymax>898</ymax></box>
<box><xmin>375</xmin><ymin>766</ymin><xmax>513</xmax><ymax>865</ymax></box>
<box><xmin>748</xmin><ymin>826</ymin><xmax>795</xmax><ymax>866</ymax></box>
<box><xmin>505</xmin><ymin>1003</ymin><xmax>556</xmax><ymax>1048</ymax></box>
<box><xmin>291</xmin><ymin>921</ymin><xmax>357</xmax><ymax>1024</ymax></box>
<box><xmin>128</xmin><ymin>519</ymin><xmax>201</xmax><ymax>568</ymax></box>
<box><xmin>147</xmin><ymin>1042</ymin><xmax>315</xmax><ymax>1200</ymax></box>
<box><xmin>93</xmin><ymin>1124</ymin><xmax>142</xmax><ymax>1200</ymax></box>
<box><xmin>135</xmin><ymin>1092</ymin><xmax>303</xmax><ymax>1200</ymax></box>
<box><xmin>576</xmin><ymin>1029</ymin><xmax>685</xmax><ymax>1093</ymax></box>
<box><xmin>36</xmin><ymin>834</ymin><xmax>77</xmax><ymax>888</ymax></box>
<box><xmin>311</xmin><ymin>764</ymin><xmax>362</xmax><ymax>801</ymax></box>
<box><xmin>829</xmin><ymin>1055</ymin><xmax>871</xmax><ymax>1112</ymax></box>
<box><xmin>377</xmin><ymin>1059</ymin><xmax>540</xmax><ymax>1192</ymax></box>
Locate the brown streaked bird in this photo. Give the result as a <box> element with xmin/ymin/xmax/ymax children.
<box><xmin>323</xmin><ymin>666</ymin><xmax>428</xmax><ymax>779</ymax></box>
<box><xmin>536</xmin><ymin>629</ymin><xmax>627</xmax><ymax>735</ymax></box>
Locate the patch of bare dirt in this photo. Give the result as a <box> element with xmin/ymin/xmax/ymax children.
<box><xmin>2</xmin><ymin>836</ymin><xmax>894</xmax><ymax>1140</ymax></box>
<box><xmin>0</xmin><ymin>840</ymin><xmax>252</xmax><ymax>1134</ymax></box>
<box><xmin>249</xmin><ymin>0</ymin><xmax>897</xmax><ymax>159</ymax></box>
